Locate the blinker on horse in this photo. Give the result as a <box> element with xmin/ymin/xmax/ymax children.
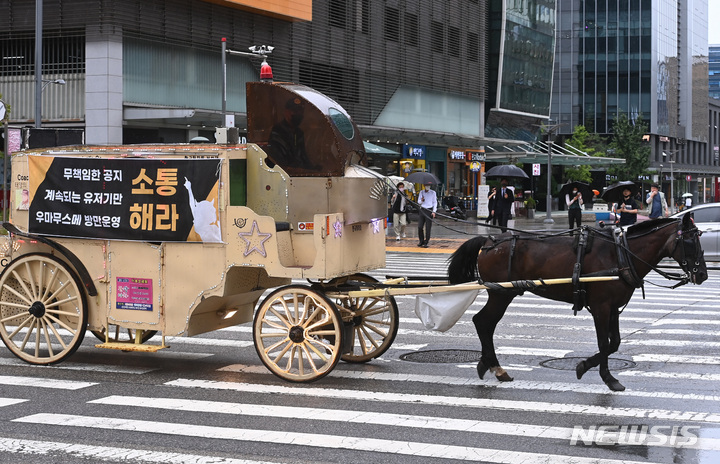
<box><xmin>448</xmin><ymin>214</ymin><xmax>707</xmax><ymax>392</ymax></box>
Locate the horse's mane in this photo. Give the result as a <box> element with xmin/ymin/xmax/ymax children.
<box><xmin>626</xmin><ymin>217</ymin><xmax>678</xmax><ymax>237</ymax></box>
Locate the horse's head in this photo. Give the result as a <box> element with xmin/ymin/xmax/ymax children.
<box><xmin>671</xmin><ymin>213</ymin><xmax>707</xmax><ymax>284</ymax></box>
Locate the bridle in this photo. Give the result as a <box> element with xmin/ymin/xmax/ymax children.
<box><xmin>671</xmin><ymin>219</ymin><xmax>704</xmax><ymax>284</ymax></box>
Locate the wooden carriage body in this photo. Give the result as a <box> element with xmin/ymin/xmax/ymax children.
<box><xmin>0</xmin><ymin>82</ymin><xmax>396</xmax><ymax>381</ymax></box>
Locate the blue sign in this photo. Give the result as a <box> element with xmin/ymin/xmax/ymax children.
<box><xmin>403</xmin><ymin>144</ymin><xmax>426</xmax><ymax>159</ymax></box>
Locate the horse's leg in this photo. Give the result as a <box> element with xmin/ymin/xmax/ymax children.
<box><xmin>576</xmin><ymin>305</ymin><xmax>625</xmax><ymax>391</ymax></box>
<box><xmin>607</xmin><ymin>307</ymin><xmax>621</xmax><ymax>355</ymax></box>
<box><xmin>473</xmin><ymin>291</ymin><xmax>515</xmax><ymax>382</ymax></box>
<box><xmin>576</xmin><ymin>307</ymin><xmax>622</xmax><ymax>379</ymax></box>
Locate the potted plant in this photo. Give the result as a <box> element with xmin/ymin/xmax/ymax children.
<box><xmin>524</xmin><ymin>196</ymin><xmax>536</xmax><ymax>219</ymax></box>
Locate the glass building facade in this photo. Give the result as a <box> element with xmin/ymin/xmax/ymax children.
<box><xmin>552</xmin><ymin>0</ymin><xmax>714</xmax><ymax>181</ymax></box>
<box><xmin>486</xmin><ymin>0</ymin><xmax>556</xmax><ymax>141</ymax></box>
<box><xmin>711</xmin><ymin>45</ymin><xmax>720</xmax><ymax>100</ymax></box>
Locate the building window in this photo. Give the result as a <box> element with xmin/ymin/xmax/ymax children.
<box><xmin>384</xmin><ymin>7</ymin><xmax>400</xmax><ymax>42</ymax></box>
<box><xmin>329</xmin><ymin>0</ymin><xmax>347</xmax><ymax>29</ymax></box>
<box><xmin>431</xmin><ymin>21</ymin><xmax>445</xmax><ymax>53</ymax></box>
<box><xmin>355</xmin><ymin>0</ymin><xmax>370</xmax><ymax>34</ymax></box>
<box><xmin>404</xmin><ymin>13</ymin><xmax>418</xmax><ymax>47</ymax></box>
<box><xmin>467</xmin><ymin>32</ymin><xmax>479</xmax><ymax>62</ymax></box>
<box><xmin>448</xmin><ymin>26</ymin><xmax>460</xmax><ymax>57</ymax></box>
<box><xmin>0</xmin><ymin>32</ymin><xmax>85</xmax><ymax>77</ymax></box>
<box><xmin>299</xmin><ymin>60</ymin><xmax>360</xmax><ymax>104</ymax></box>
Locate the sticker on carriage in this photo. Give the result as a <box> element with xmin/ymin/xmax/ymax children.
<box><xmin>27</xmin><ymin>156</ymin><xmax>222</xmax><ymax>242</ymax></box>
<box><xmin>297</xmin><ymin>221</ymin><xmax>314</xmax><ymax>232</ymax></box>
<box><xmin>115</xmin><ymin>277</ymin><xmax>153</xmax><ymax>311</ymax></box>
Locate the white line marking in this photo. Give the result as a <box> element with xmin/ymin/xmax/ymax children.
<box><xmin>164</xmin><ymin>337</ymin><xmax>254</xmax><ymax>347</ymax></box>
<box><xmin>0</xmin><ymin>437</ymin><xmax>275</xmax><ymax>463</ymax></box>
<box><xmin>164</xmin><ymin>379</ymin><xmax>720</xmax><ymax>424</ymax></box>
<box><xmin>13</xmin><ymin>413</ymin><xmax>663</xmax><ymax>464</ymax></box>
<box><xmin>618</xmin><ymin>371</ymin><xmax>720</xmax><ymax>381</ymax></box>
<box><xmin>0</xmin><ymin>357</ymin><xmax>157</xmax><ymax>374</ymax></box>
<box><xmin>0</xmin><ymin>398</ymin><xmax>27</xmax><ymax>407</ymax></box>
<box><xmin>90</xmin><ymin>395</ymin><xmax>720</xmax><ymax>451</ymax></box>
<box><xmin>218</xmin><ymin>364</ymin><xmax>720</xmax><ymax>402</ymax></box>
<box><xmin>0</xmin><ymin>375</ymin><xmax>96</xmax><ymax>390</ymax></box>
<box><xmin>633</xmin><ymin>354</ymin><xmax>720</xmax><ymax>365</ymax></box>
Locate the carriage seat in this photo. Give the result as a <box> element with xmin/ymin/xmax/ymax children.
<box><xmin>275</xmin><ymin>221</ymin><xmax>291</xmax><ymax>232</ymax></box>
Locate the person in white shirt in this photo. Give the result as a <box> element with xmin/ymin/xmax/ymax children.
<box><xmin>417</xmin><ymin>182</ymin><xmax>438</xmax><ymax>248</ymax></box>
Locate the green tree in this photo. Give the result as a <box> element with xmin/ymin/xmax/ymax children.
<box><xmin>608</xmin><ymin>112</ymin><xmax>650</xmax><ymax>181</ymax></box>
<box><xmin>562</xmin><ymin>125</ymin><xmax>594</xmax><ymax>183</ymax></box>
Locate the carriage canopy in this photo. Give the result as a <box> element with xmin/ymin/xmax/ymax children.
<box><xmin>246</xmin><ymin>82</ymin><xmax>366</xmax><ymax>177</ymax></box>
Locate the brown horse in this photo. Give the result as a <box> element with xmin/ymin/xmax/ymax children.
<box><xmin>448</xmin><ymin>214</ymin><xmax>706</xmax><ymax>391</ymax></box>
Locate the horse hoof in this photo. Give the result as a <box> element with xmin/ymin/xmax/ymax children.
<box><xmin>476</xmin><ymin>360</ymin><xmax>489</xmax><ymax>380</ymax></box>
<box><xmin>604</xmin><ymin>378</ymin><xmax>626</xmax><ymax>392</ymax></box>
<box><xmin>490</xmin><ymin>366</ymin><xmax>514</xmax><ymax>382</ymax></box>
<box><xmin>576</xmin><ymin>361</ymin><xmax>587</xmax><ymax>380</ymax></box>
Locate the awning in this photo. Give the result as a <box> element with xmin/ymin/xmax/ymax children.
<box><xmin>363</xmin><ymin>141</ymin><xmax>400</xmax><ymax>155</ymax></box>
<box><xmin>484</xmin><ymin>141</ymin><xmax>626</xmax><ymax>166</ymax></box>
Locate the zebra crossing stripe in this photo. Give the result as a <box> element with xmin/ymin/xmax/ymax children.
<box><xmin>0</xmin><ymin>357</ymin><xmax>157</xmax><ymax>375</ymax></box>
<box><xmin>0</xmin><ymin>398</ymin><xmax>27</xmax><ymax>407</ymax></box>
<box><xmin>165</xmin><ymin>337</ymin><xmax>254</xmax><ymax>347</ymax></box>
<box><xmin>218</xmin><ymin>364</ymin><xmax>720</xmax><ymax>402</ymax></box>
<box><xmin>0</xmin><ymin>375</ymin><xmax>96</xmax><ymax>390</ymax></box>
<box><xmin>165</xmin><ymin>379</ymin><xmax>720</xmax><ymax>424</ymax></box>
<box><xmin>89</xmin><ymin>395</ymin><xmax>720</xmax><ymax>451</ymax></box>
<box><xmin>13</xmin><ymin>413</ymin><xmax>662</xmax><ymax>464</ymax></box>
<box><xmin>633</xmin><ymin>354</ymin><xmax>720</xmax><ymax>364</ymax></box>
<box><xmin>0</xmin><ymin>437</ymin><xmax>273</xmax><ymax>464</ymax></box>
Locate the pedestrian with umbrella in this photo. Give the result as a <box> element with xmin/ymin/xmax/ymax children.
<box><xmin>602</xmin><ymin>181</ymin><xmax>640</xmax><ymax>226</ymax></box>
<box><xmin>492</xmin><ymin>178</ymin><xmax>515</xmax><ymax>232</ymax></box>
<box><xmin>416</xmin><ymin>182</ymin><xmax>438</xmax><ymax>247</ymax></box>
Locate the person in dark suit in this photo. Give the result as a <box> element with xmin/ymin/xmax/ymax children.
<box><xmin>491</xmin><ymin>178</ymin><xmax>514</xmax><ymax>232</ymax></box>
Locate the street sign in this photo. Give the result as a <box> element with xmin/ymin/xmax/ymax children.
<box><xmin>532</xmin><ymin>163</ymin><xmax>541</xmax><ymax>176</ymax></box>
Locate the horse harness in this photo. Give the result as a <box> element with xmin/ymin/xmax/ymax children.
<box><xmin>570</xmin><ymin>226</ymin><xmax>644</xmax><ymax>315</ymax></box>
<box><xmin>479</xmin><ymin>226</ymin><xmax>646</xmax><ymax>314</ymax></box>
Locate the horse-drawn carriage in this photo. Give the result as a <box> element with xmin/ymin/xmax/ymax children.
<box><xmin>0</xmin><ymin>77</ymin><xmax>709</xmax><ymax>390</ymax></box>
<box><xmin>0</xmin><ymin>80</ymin><xmax>400</xmax><ymax>382</ymax></box>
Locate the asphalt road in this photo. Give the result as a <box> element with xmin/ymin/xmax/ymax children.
<box><xmin>0</xmin><ymin>246</ymin><xmax>719</xmax><ymax>463</ymax></box>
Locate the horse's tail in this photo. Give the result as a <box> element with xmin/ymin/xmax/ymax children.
<box><xmin>448</xmin><ymin>235</ymin><xmax>486</xmax><ymax>284</ymax></box>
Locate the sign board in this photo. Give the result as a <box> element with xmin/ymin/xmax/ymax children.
<box><xmin>469</xmin><ymin>161</ymin><xmax>482</xmax><ymax>172</ymax></box>
<box><xmin>466</xmin><ymin>150</ymin><xmax>486</xmax><ymax>162</ymax></box>
<box><xmin>448</xmin><ymin>148</ymin><xmax>465</xmax><ymax>160</ymax></box>
<box><xmin>28</xmin><ymin>156</ymin><xmax>222</xmax><ymax>242</ymax></box>
<box><xmin>477</xmin><ymin>184</ymin><xmax>490</xmax><ymax>218</ymax></box>
<box><xmin>532</xmin><ymin>163</ymin><xmax>541</xmax><ymax>176</ymax></box>
<box><xmin>403</xmin><ymin>145</ymin><xmax>426</xmax><ymax>159</ymax></box>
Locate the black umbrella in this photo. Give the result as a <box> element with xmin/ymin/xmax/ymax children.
<box><xmin>404</xmin><ymin>171</ymin><xmax>442</xmax><ymax>185</ymax></box>
<box><xmin>601</xmin><ymin>181</ymin><xmax>639</xmax><ymax>204</ymax></box>
<box><xmin>485</xmin><ymin>164</ymin><xmax>529</xmax><ymax>179</ymax></box>
<box><xmin>558</xmin><ymin>181</ymin><xmax>594</xmax><ymax>205</ymax></box>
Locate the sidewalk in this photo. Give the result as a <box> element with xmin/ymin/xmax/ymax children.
<box><xmin>386</xmin><ymin>210</ymin><xmax>599</xmax><ymax>253</ymax></box>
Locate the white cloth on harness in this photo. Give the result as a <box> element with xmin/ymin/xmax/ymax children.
<box><xmin>414</xmin><ymin>289</ymin><xmax>479</xmax><ymax>332</ymax></box>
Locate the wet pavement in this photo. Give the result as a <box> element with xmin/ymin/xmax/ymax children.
<box><xmin>386</xmin><ymin>210</ymin><xmax>602</xmax><ymax>253</ymax></box>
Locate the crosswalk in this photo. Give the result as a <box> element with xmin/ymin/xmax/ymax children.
<box><xmin>1</xmin><ymin>251</ymin><xmax>719</xmax><ymax>463</ymax></box>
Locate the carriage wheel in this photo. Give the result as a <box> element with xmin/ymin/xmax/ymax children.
<box><xmin>328</xmin><ymin>274</ymin><xmax>399</xmax><ymax>363</ymax></box>
<box><xmin>0</xmin><ymin>253</ymin><xmax>87</xmax><ymax>365</ymax></box>
<box><xmin>253</xmin><ymin>285</ymin><xmax>343</xmax><ymax>382</ymax></box>
<box><xmin>90</xmin><ymin>326</ymin><xmax>157</xmax><ymax>344</ymax></box>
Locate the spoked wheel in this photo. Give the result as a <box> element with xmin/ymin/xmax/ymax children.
<box><xmin>253</xmin><ymin>285</ymin><xmax>343</xmax><ymax>382</ymax></box>
<box><xmin>0</xmin><ymin>253</ymin><xmax>87</xmax><ymax>364</ymax></box>
<box><xmin>91</xmin><ymin>326</ymin><xmax>157</xmax><ymax>344</ymax></box>
<box><xmin>327</xmin><ymin>274</ymin><xmax>399</xmax><ymax>363</ymax></box>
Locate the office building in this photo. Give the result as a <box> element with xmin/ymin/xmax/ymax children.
<box><xmin>552</xmin><ymin>0</ymin><xmax>718</xmax><ymax>202</ymax></box>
